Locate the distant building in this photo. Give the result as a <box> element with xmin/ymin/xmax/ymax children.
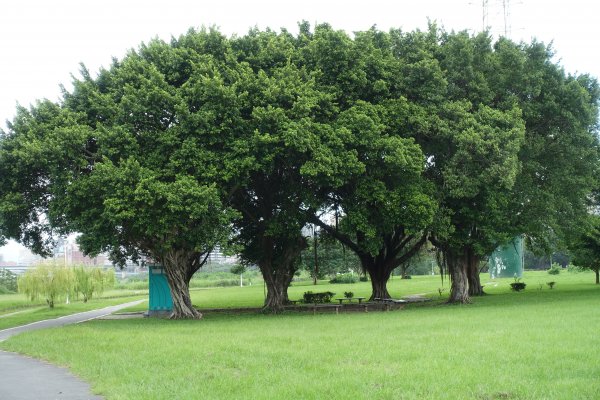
<box><xmin>206</xmin><ymin>245</ymin><xmax>238</xmax><ymax>264</ymax></box>
<box><xmin>52</xmin><ymin>237</ymin><xmax>108</xmax><ymax>266</ymax></box>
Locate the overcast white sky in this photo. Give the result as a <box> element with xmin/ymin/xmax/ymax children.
<box><xmin>1</xmin><ymin>0</ymin><xmax>599</xmax><ymax>260</ymax></box>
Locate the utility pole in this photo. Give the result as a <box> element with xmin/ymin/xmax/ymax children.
<box><xmin>479</xmin><ymin>0</ymin><xmax>514</xmax><ymax>38</ymax></box>
<box><xmin>482</xmin><ymin>0</ymin><xmax>489</xmax><ymax>31</ymax></box>
<box><xmin>502</xmin><ymin>0</ymin><xmax>511</xmax><ymax>37</ymax></box>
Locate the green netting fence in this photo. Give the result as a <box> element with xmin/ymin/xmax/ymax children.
<box><xmin>489</xmin><ymin>236</ymin><xmax>524</xmax><ymax>279</ymax></box>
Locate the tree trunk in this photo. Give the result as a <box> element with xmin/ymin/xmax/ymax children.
<box><xmin>257</xmin><ymin>235</ymin><xmax>306</xmax><ymax>313</ymax></box>
<box><xmin>364</xmin><ymin>258</ymin><xmax>392</xmax><ymax>300</ymax></box>
<box><xmin>447</xmin><ymin>252</ymin><xmax>471</xmax><ymax>304</ymax></box>
<box><xmin>596</xmin><ymin>269</ymin><xmax>599</xmax><ymax>284</ymax></box>
<box><xmin>467</xmin><ymin>251</ymin><xmax>484</xmax><ymax>296</ymax></box>
<box><xmin>261</xmin><ymin>266</ymin><xmax>294</xmax><ymax>313</ymax></box>
<box><xmin>369</xmin><ymin>273</ymin><xmax>392</xmax><ymax>299</ymax></box>
<box><xmin>162</xmin><ymin>251</ymin><xmax>202</xmax><ymax>320</ymax></box>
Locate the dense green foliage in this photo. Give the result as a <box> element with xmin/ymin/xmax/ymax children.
<box><xmin>0</xmin><ymin>268</ymin><xmax>17</xmax><ymax>292</ymax></box>
<box><xmin>524</xmin><ymin>250</ymin><xmax>569</xmax><ymax>270</ymax></box>
<box><xmin>301</xmin><ymin>232</ymin><xmax>361</xmax><ymax>280</ymax></box>
<box><xmin>569</xmin><ymin>214</ymin><xmax>600</xmax><ymax>284</ymax></box>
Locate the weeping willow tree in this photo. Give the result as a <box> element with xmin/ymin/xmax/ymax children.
<box><xmin>73</xmin><ymin>266</ymin><xmax>115</xmax><ymax>302</ymax></box>
<box><xmin>18</xmin><ymin>263</ymin><xmax>74</xmax><ymax>308</ymax></box>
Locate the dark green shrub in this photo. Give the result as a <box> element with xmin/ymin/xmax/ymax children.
<box><xmin>344</xmin><ymin>291</ymin><xmax>354</xmax><ymax>298</ymax></box>
<box><xmin>329</xmin><ymin>273</ymin><xmax>357</xmax><ymax>284</ymax></box>
<box><xmin>548</xmin><ymin>263</ymin><xmax>561</xmax><ymax>275</ymax></box>
<box><xmin>303</xmin><ymin>291</ymin><xmax>335</xmax><ymax>304</ymax></box>
<box><xmin>510</xmin><ymin>282</ymin><xmax>527</xmax><ymax>291</ymax></box>
<box><xmin>359</xmin><ymin>276</ymin><xmax>369</xmax><ymax>282</ymax></box>
<box><xmin>547</xmin><ymin>281</ymin><xmax>556</xmax><ymax>289</ymax></box>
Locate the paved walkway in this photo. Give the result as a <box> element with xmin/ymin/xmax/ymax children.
<box><xmin>0</xmin><ymin>299</ymin><xmax>145</xmax><ymax>400</ymax></box>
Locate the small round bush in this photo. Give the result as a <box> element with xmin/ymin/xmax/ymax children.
<box><xmin>329</xmin><ymin>273</ymin><xmax>358</xmax><ymax>284</ymax></box>
<box><xmin>548</xmin><ymin>263</ymin><xmax>561</xmax><ymax>275</ymax></box>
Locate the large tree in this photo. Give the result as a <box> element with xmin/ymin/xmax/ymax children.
<box><xmin>299</xmin><ymin>25</ymin><xmax>438</xmax><ymax>300</ymax></box>
<box><xmin>366</xmin><ymin>27</ymin><xmax>526</xmax><ymax>303</ymax></box>
<box><xmin>308</xmin><ymin>101</ymin><xmax>436</xmax><ymax>300</ymax></box>
<box><xmin>427</xmin><ymin>102</ymin><xmax>525</xmax><ymax>302</ymax></box>
<box><xmin>423</xmin><ymin>29</ymin><xmax>600</xmax><ymax>303</ymax></box>
<box><xmin>0</xmin><ymin>30</ymin><xmax>238</xmax><ymax>319</ymax></box>
<box><xmin>224</xmin><ymin>28</ymin><xmax>358</xmax><ymax>311</ymax></box>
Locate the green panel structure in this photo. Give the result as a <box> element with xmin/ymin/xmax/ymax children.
<box><xmin>489</xmin><ymin>236</ymin><xmax>524</xmax><ymax>279</ymax></box>
<box><xmin>147</xmin><ymin>264</ymin><xmax>173</xmax><ymax>317</ymax></box>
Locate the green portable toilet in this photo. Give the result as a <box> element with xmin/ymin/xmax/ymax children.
<box><xmin>489</xmin><ymin>236</ymin><xmax>524</xmax><ymax>279</ymax></box>
<box><xmin>147</xmin><ymin>264</ymin><xmax>173</xmax><ymax>317</ymax></box>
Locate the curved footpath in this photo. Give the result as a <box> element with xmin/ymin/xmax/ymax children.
<box><xmin>0</xmin><ymin>299</ymin><xmax>145</xmax><ymax>400</ymax></box>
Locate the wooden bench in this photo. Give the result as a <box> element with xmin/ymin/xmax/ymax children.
<box><xmin>312</xmin><ymin>304</ymin><xmax>342</xmax><ymax>315</ymax></box>
<box><xmin>335</xmin><ymin>297</ymin><xmax>366</xmax><ymax>305</ymax></box>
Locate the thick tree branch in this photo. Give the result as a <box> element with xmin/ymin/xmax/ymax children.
<box><xmin>389</xmin><ymin>232</ymin><xmax>428</xmax><ymax>270</ymax></box>
<box><xmin>307</xmin><ymin>213</ymin><xmax>363</xmax><ymax>256</ymax></box>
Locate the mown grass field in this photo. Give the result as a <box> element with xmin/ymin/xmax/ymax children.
<box><xmin>0</xmin><ymin>289</ymin><xmax>147</xmax><ymax>330</ymax></box>
<box><xmin>1</xmin><ymin>270</ymin><xmax>599</xmax><ymax>399</ymax></box>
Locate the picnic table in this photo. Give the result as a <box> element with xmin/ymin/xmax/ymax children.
<box><xmin>335</xmin><ymin>297</ymin><xmax>366</xmax><ymax>304</ymax></box>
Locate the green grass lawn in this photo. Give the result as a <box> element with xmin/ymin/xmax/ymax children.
<box><xmin>118</xmin><ymin>273</ymin><xmax>443</xmax><ymax>313</ymax></box>
<box><xmin>0</xmin><ymin>290</ymin><xmax>147</xmax><ymax>330</ymax></box>
<box><xmin>121</xmin><ymin>269</ymin><xmax>595</xmax><ymax>311</ymax></box>
<box><xmin>0</xmin><ymin>292</ymin><xmax>46</xmax><ymax>312</ymax></box>
<box><xmin>1</xmin><ymin>270</ymin><xmax>599</xmax><ymax>399</ymax></box>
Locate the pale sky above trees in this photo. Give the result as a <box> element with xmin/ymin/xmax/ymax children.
<box><xmin>1</xmin><ymin>0</ymin><xmax>598</xmax><ymax>260</ymax></box>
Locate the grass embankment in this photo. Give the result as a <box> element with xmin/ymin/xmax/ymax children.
<box><xmin>1</xmin><ymin>271</ymin><xmax>599</xmax><ymax>399</ymax></box>
<box><xmin>0</xmin><ymin>290</ymin><xmax>147</xmax><ymax>330</ymax></box>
